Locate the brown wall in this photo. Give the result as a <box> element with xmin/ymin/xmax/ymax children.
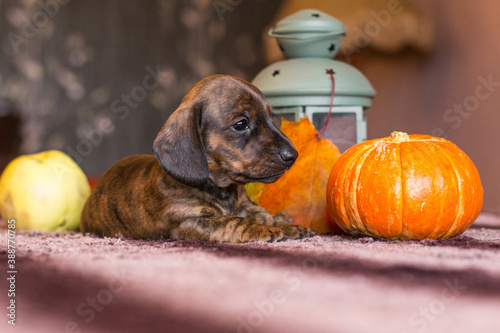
<box><xmin>362</xmin><ymin>1</ymin><xmax>500</xmax><ymax>214</ymax></box>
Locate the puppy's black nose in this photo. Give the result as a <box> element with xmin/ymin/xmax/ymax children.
<box><xmin>280</xmin><ymin>147</ymin><xmax>298</xmax><ymax>167</ymax></box>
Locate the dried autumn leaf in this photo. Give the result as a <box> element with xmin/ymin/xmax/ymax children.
<box><xmin>247</xmin><ymin>118</ymin><xmax>342</xmax><ymax>234</ymax></box>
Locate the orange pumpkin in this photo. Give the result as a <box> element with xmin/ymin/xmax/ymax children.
<box><xmin>326</xmin><ymin>131</ymin><xmax>483</xmax><ymax>240</ymax></box>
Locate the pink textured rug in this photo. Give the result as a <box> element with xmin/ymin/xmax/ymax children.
<box><xmin>1</xmin><ymin>213</ymin><xmax>500</xmax><ymax>333</ymax></box>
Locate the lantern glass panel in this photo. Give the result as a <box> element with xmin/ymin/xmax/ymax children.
<box><xmin>272</xmin><ymin>113</ymin><xmax>297</xmax><ymax>129</ymax></box>
<box><xmin>312</xmin><ymin>112</ymin><xmax>356</xmax><ymax>153</ymax></box>
<box><xmin>271</xmin><ymin>106</ymin><xmax>302</xmax><ymax>128</ymax></box>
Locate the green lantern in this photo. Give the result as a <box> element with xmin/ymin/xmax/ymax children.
<box><xmin>252</xmin><ymin>9</ymin><xmax>376</xmax><ymax>152</ymax></box>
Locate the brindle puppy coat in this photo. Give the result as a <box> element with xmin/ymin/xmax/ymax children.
<box><xmin>81</xmin><ymin>75</ymin><xmax>315</xmax><ymax>242</ymax></box>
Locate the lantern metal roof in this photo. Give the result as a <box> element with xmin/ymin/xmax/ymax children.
<box><xmin>252</xmin><ymin>9</ymin><xmax>376</xmax><ymax>108</ymax></box>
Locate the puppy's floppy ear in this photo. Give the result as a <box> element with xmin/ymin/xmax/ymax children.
<box><xmin>153</xmin><ymin>102</ymin><xmax>209</xmax><ymax>187</ymax></box>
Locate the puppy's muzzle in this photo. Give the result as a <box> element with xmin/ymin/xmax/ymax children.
<box><xmin>279</xmin><ymin>147</ymin><xmax>298</xmax><ymax>168</ymax></box>
<box><xmin>250</xmin><ymin>142</ymin><xmax>297</xmax><ymax>183</ymax></box>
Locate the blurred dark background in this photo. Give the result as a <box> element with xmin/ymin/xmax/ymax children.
<box><xmin>1</xmin><ymin>0</ymin><xmax>499</xmax><ymax>214</ymax></box>
<box><xmin>0</xmin><ymin>0</ymin><xmax>282</xmax><ymax>174</ymax></box>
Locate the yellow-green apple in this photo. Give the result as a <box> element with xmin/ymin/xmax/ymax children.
<box><xmin>0</xmin><ymin>150</ymin><xmax>91</xmax><ymax>231</ymax></box>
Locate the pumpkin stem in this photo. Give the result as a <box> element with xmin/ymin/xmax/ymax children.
<box><xmin>390</xmin><ymin>131</ymin><xmax>410</xmax><ymax>142</ymax></box>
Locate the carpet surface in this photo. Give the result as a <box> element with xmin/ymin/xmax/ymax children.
<box><xmin>1</xmin><ymin>213</ymin><xmax>500</xmax><ymax>333</ymax></box>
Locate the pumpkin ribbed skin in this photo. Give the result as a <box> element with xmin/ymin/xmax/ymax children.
<box><xmin>326</xmin><ymin>132</ymin><xmax>483</xmax><ymax>240</ymax></box>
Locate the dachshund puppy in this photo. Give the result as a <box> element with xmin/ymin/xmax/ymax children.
<box><xmin>81</xmin><ymin>75</ymin><xmax>315</xmax><ymax>242</ymax></box>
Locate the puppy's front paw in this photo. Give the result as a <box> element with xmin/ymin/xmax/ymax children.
<box><xmin>240</xmin><ymin>224</ymin><xmax>289</xmax><ymax>243</ymax></box>
<box><xmin>278</xmin><ymin>224</ymin><xmax>316</xmax><ymax>240</ymax></box>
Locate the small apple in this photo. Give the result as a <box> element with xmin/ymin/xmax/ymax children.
<box><xmin>0</xmin><ymin>150</ymin><xmax>91</xmax><ymax>231</ymax></box>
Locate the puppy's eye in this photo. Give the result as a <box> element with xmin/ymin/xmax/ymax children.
<box><xmin>231</xmin><ymin>119</ymin><xmax>250</xmax><ymax>132</ymax></box>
